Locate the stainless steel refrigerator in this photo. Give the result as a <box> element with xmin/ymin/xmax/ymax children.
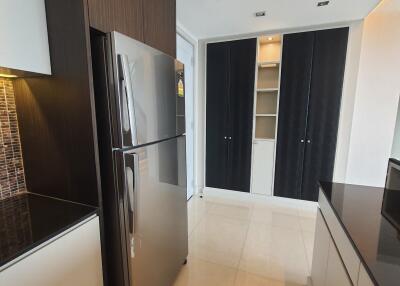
<box><xmin>91</xmin><ymin>31</ymin><xmax>188</xmax><ymax>286</ymax></box>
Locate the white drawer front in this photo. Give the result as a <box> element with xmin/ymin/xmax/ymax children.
<box><xmin>325</xmin><ymin>237</ymin><xmax>353</xmax><ymax>286</ymax></box>
<box><xmin>358</xmin><ymin>264</ymin><xmax>374</xmax><ymax>286</ymax></box>
<box><xmin>319</xmin><ymin>189</ymin><xmax>360</xmax><ymax>285</ymax></box>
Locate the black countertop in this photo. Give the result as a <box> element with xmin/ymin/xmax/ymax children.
<box><xmin>0</xmin><ymin>193</ymin><xmax>98</xmax><ymax>269</ymax></box>
<box><xmin>320</xmin><ymin>182</ymin><xmax>400</xmax><ymax>286</ymax></box>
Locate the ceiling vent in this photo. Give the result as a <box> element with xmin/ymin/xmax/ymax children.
<box><xmin>317</xmin><ymin>1</ymin><xmax>330</xmax><ymax>7</ymax></box>
<box><xmin>255</xmin><ymin>11</ymin><xmax>266</xmax><ymax>17</ymax></box>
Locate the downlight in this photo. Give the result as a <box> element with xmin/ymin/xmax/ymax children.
<box><xmin>255</xmin><ymin>11</ymin><xmax>266</xmax><ymax>17</ymax></box>
<box><xmin>317</xmin><ymin>1</ymin><xmax>330</xmax><ymax>7</ymax></box>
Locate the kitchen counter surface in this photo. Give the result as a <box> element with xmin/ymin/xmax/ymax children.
<box><xmin>320</xmin><ymin>182</ymin><xmax>400</xmax><ymax>286</ymax></box>
<box><xmin>0</xmin><ymin>192</ymin><xmax>97</xmax><ymax>269</ymax></box>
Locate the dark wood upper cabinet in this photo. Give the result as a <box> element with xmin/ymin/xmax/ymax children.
<box><xmin>87</xmin><ymin>0</ymin><xmax>177</xmax><ymax>57</ymax></box>
<box><xmin>143</xmin><ymin>0</ymin><xmax>176</xmax><ymax>57</ymax></box>
<box><xmin>87</xmin><ymin>0</ymin><xmax>144</xmax><ymax>41</ymax></box>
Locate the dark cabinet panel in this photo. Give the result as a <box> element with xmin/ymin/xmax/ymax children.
<box><xmin>143</xmin><ymin>0</ymin><xmax>176</xmax><ymax>57</ymax></box>
<box><xmin>206</xmin><ymin>39</ymin><xmax>256</xmax><ymax>193</ymax></box>
<box><xmin>275</xmin><ymin>27</ymin><xmax>349</xmax><ymax>202</ymax></box>
<box><xmin>13</xmin><ymin>0</ymin><xmax>101</xmax><ymax>206</ymax></box>
<box><xmin>301</xmin><ymin>28</ymin><xmax>349</xmax><ymax>201</ymax></box>
<box><xmin>87</xmin><ymin>0</ymin><xmax>144</xmax><ymax>41</ymax></box>
<box><xmin>274</xmin><ymin>32</ymin><xmax>315</xmax><ymax>200</ymax></box>
<box><xmin>227</xmin><ymin>39</ymin><xmax>256</xmax><ymax>193</ymax></box>
<box><xmin>206</xmin><ymin>42</ymin><xmax>230</xmax><ymax>189</ymax></box>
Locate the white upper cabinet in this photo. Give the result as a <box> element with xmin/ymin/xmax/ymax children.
<box><xmin>0</xmin><ymin>0</ymin><xmax>51</xmax><ymax>75</ymax></box>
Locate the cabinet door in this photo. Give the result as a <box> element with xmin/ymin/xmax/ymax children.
<box><xmin>0</xmin><ymin>217</ymin><xmax>103</xmax><ymax>286</ymax></box>
<box><xmin>274</xmin><ymin>32</ymin><xmax>314</xmax><ymax>199</ymax></box>
<box><xmin>206</xmin><ymin>42</ymin><xmax>230</xmax><ymax>189</ymax></box>
<box><xmin>87</xmin><ymin>0</ymin><xmax>143</xmax><ymax>41</ymax></box>
<box><xmin>325</xmin><ymin>240</ymin><xmax>352</xmax><ymax>286</ymax></box>
<box><xmin>311</xmin><ymin>210</ymin><xmax>331</xmax><ymax>286</ymax></box>
<box><xmin>143</xmin><ymin>0</ymin><xmax>176</xmax><ymax>57</ymax></box>
<box><xmin>226</xmin><ymin>38</ymin><xmax>256</xmax><ymax>193</ymax></box>
<box><xmin>301</xmin><ymin>28</ymin><xmax>349</xmax><ymax>201</ymax></box>
<box><xmin>251</xmin><ymin>141</ymin><xmax>275</xmax><ymax>195</ymax></box>
<box><xmin>358</xmin><ymin>265</ymin><xmax>374</xmax><ymax>286</ymax></box>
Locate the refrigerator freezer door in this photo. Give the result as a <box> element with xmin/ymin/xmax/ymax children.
<box><xmin>110</xmin><ymin>31</ymin><xmax>185</xmax><ymax>148</ymax></box>
<box><xmin>115</xmin><ymin>136</ymin><xmax>188</xmax><ymax>286</ymax></box>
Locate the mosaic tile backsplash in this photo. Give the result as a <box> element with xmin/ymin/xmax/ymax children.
<box><xmin>0</xmin><ymin>79</ymin><xmax>26</xmax><ymax>199</ymax></box>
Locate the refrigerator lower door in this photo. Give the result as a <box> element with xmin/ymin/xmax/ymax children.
<box><xmin>116</xmin><ymin>136</ymin><xmax>188</xmax><ymax>286</ymax></box>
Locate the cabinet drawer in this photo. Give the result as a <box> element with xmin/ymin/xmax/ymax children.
<box><xmin>358</xmin><ymin>264</ymin><xmax>374</xmax><ymax>286</ymax></box>
<box><xmin>319</xmin><ymin>189</ymin><xmax>360</xmax><ymax>284</ymax></box>
<box><xmin>325</xmin><ymin>238</ymin><xmax>352</xmax><ymax>286</ymax></box>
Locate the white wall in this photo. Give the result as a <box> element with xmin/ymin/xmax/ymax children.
<box><xmin>345</xmin><ymin>0</ymin><xmax>400</xmax><ymax>187</ymax></box>
<box><xmin>0</xmin><ymin>0</ymin><xmax>51</xmax><ymax>75</ymax></box>
<box><xmin>391</xmin><ymin>100</ymin><xmax>400</xmax><ymax>160</ymax></box>
<box><xmin>333</xmin><ymin>21</ymin><xmax>364</xmax><ymax>182</ymax></box>
<box><xmin>196</xmin><ymin>40</ymin><xmax>207</xmax><ymax>193</ymax></box>
<box><xmin>177</xmin><ymin>24</ymin><xmax>206</xmax><ymax>194</ymax></box>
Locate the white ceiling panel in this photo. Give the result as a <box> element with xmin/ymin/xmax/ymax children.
<box><xmin>177</xmin><ymin>0</ymin><xmax>382</xmax><ymax>39</ymax></box>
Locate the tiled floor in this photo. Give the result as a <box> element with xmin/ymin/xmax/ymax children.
<box><xmin>174</xmin><ymin>194</ymin><xmax>317</xmax><ymax>286</ymax></box>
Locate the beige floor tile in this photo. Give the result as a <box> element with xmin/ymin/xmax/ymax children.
<box><xmin>297</xmin><ymin>204</ymin><xmax>318</xmax><ymax>219</ymax></box>
<box><xmin>239</xmin><ymin>253</ymin><xmax>309</xmax><ymax>285</ymax></box>
<box><xmin>173</xmin><ymin>257</ymin><xmax>237</xmax><ymax>286</ymax></box>
<box><xmin>302</xmin><ymin>231</ymin><xmax>315</xmax><ymax>271</ymax></box>
<box><xmin>270</xmin><ymin>213</ymin><xmax>301</xmax><ymax>230</ymax></box>
<box><xmin>208</xmin><ymin>201</ymin><xmax>253</xmax><ymax>221</ymax></box>
<box><xmin>187</xmin><ymin>196</ymin><xmax>216</xmax><ymax>236</ymax></box>
<box><xmin>253</xmin><ymin>201</ymin><xmax>299</xmax><ymax>216</ymax></box>
<box><xmin>239</xmin><ymin>224</ymin><xmax>309</xmax><ymax>285</ymax></box>
<box><xmin>244</xmin><ymin>223</ymin><xmax>305</xmax><ymax>255</ymax></box>
<box><xmin>190</xmin><ymin>213</ymin><xmax>249</xmax><ymax>267</ymax></box>
<box><xmin>252</xmin><ymin>206</ymin><xmax>300</xmax><ymax>228</ymax></box>
<box><xmin>299</xmin><ymin>217</ymin><xmax>316</xmax><ymax>233</ymax></box>
<box><xmin>178</xmin><ymin>196</ymin><xmax>314</xmax><ymax>286</ymax></box>
<box><xmin>234</xmin><ymin>271</ymin><xmax>305</xmax><ymax>286</ymax></box>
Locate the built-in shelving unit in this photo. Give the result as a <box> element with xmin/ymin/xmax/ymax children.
<box><xmin>254</xmin><ymin>35</ymin><xmax>281</xmax><ymax>140</ymax></box>
<box><xmin>251</xmin><ymin>34</ymin><xmax>282</xmax><ymax>196</ymax></box>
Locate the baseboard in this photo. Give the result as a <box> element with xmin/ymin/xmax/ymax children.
<box><xmin>202</xmin><ymin>187</ymin><xmax>318</xmax><ymax>208</ymax></box>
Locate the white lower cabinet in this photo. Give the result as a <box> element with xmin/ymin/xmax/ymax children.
<box><xmin>357</xmin><ymin>265</ymin><xmax>374</xmax><ymax>286</ymax></box>
<box><xmin>0</xmin><ymin>216</ymin><xmax>103</xmax><ymax>286</ymax></box>
<box><xmin>251</xmin><ymin>140</ymin><xmax>275</xmax><ymax>195</ymax></box>
<box><xmin>325</xmin><ymin>241</ymin><xmax>352</xmax><ymax>286</ymax></box>
<box><xmin>311</xmin><ymin>210</ymin><xmax>352</xmax><ymax>286</ymax></box>
<box><xmin>311</xmin><ymin>210</ymin><xmax>331</xmax><ymax>286</ymax></box>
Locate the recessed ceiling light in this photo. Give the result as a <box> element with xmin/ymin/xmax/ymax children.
<box><xmin>317</xmin><ymin>1</ymin><xmax>330</xmax><ymax>7</ymax></box>
<box><xmin>255</xmin><ymin>11</ymin><xmax>266</xmax><ymax>17</ymax></box>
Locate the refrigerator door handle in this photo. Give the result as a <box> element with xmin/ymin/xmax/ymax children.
<box><xmin>124</xmin><ymin>152</ymin><xmax>139</xmax><ymax>258</ymax></box>
<box><xmin>118</xmin><ymin>54</ymin><xmax>138</xmax><ymax>147</ymax></box>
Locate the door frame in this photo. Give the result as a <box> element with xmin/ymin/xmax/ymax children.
<box><xmin>177</xmin><ymin>31</ymin><xmax>197</xmax><ymax>200</ymax></box>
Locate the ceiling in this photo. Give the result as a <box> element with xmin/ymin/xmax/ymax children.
<box><xmin>177</xmin><ymin>0</ymin><xmax>382</xmax><ymax>40</ymax></box>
